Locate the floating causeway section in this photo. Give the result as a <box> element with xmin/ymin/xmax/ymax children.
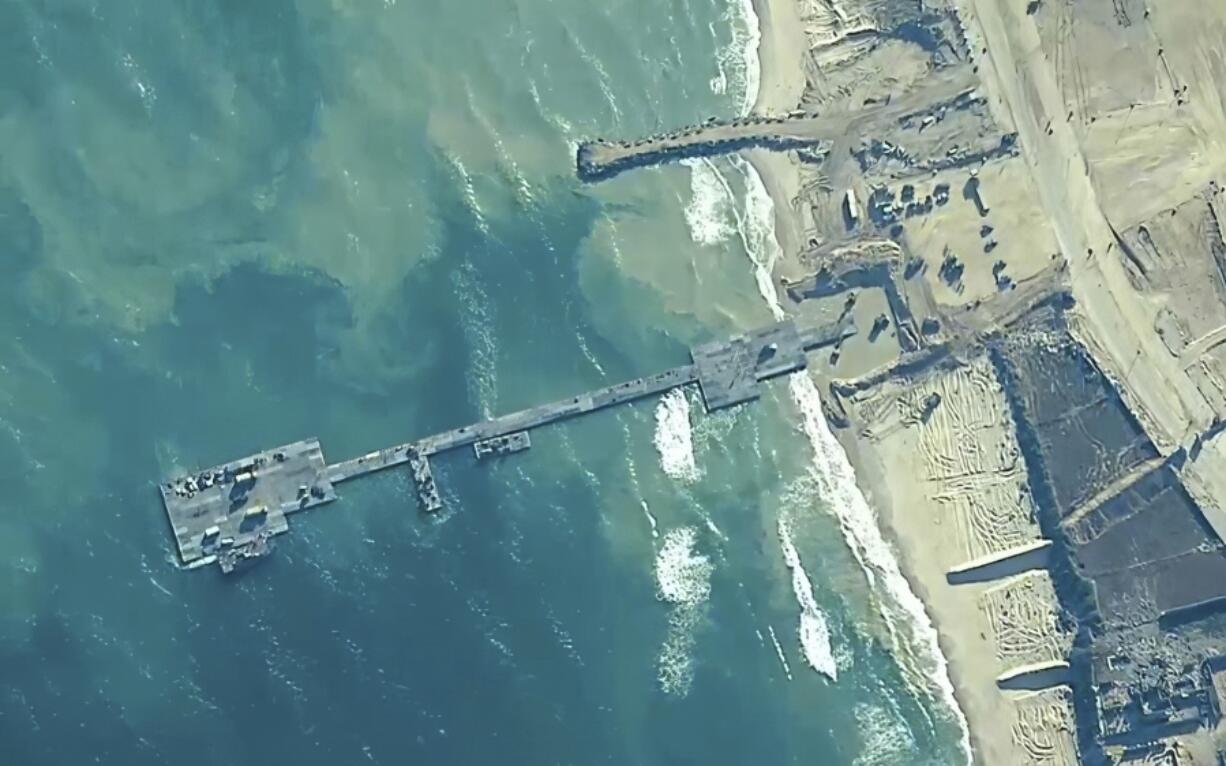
<box><xmin>158</xmin><ymin>318</ymin><xmax>852</xmax><ymax>573</ymax></box>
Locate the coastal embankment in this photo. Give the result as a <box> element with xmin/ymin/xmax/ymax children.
<box><xmin>576</xmin><ymin>116</ymin><xmax>825</xmax><ymax>181</ymax></box>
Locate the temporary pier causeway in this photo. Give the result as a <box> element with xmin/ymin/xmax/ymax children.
<box><xmin>159</xmin><ymin>318</ymin><xmax>852</xmax><ymax>573</ymax></box>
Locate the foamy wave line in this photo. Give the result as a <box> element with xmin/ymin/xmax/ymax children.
<box><xmin>655</xmin><ymin>527</ymin><xmax>714</xmax><ymax>696</ymax></box>
<box><xmin>738</xmin><ymin>157</ymin><xmax>972</xmax><ymax>760</ymax></box>
<box><xmin>640</xmin><ymin>500</ymin><xmax>660</xmax><ymax>540</ymax></box>
<box><xmin>711</xmin><ymin>0</ymin><xmax>761</xmax><ymax>114</ymax></box>
<box><xmin>854</xmin><ymin>701</ymin><xmax>918</xmax><ymax>766</ymax></box>
<box><xmin>653</xmin><ymin>388</ymin><xmax>701</xmax><ymax>482</ymax></box>
<box><xmin>789</xmin><ymin>373</ymin><xmax>970</xmax><ymax>760</ymax></box>
<box><xmin>734</xmin><ymin>0</ymin><xmax>762</xmax><ymax>115</ymax></box>
<box><xmin>655</xmin><ymin>527</ymin><xmax>713</xmax><ymax>605</ymax></box>
<box><xmin>767</xmin><ymin>624</ymin><xmax>793</xmax><ymax>680</ymax></box>
<box><xmin>735</xmin><ymin>157</ymin><xmax>786</xmax><ymax>317</ymax></box>
<box><xmin>574</xmin><ymin>331</ymin><xmax>607</xmax><ymax>376</ymax></box>
<box><xmin>682</xmin><ymin>159</ymin><xmax>737</xmax><ymax>247</ymax></box>
<box><xmin>777</xmin><ymin>515</ymin><xmax>838</xmax><ymax>681</ymax></box>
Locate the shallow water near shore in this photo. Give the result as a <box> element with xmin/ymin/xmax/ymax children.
<box><xmin>0</xmin><ymin>1</ymin><xmax>964</xmax><ymax>763</ymax></box>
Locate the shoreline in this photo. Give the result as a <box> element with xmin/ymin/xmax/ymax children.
<box><xmin>743</xmin><ymin>0</ymin><xmax>984</xmax><ymax>762</ymax></box>
<box><xmin>746</xmin><ymin>0</ymin><xmax>806</xmax><ymax>273</ymax></box>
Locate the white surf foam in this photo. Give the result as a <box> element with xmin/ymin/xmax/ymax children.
<box><xmin>681</xmin><ymin>158</ymin><xmax>737</xmax><ymax>247</ymax></box>
<box><xmin>853</xmin><ymin>701</ymin><xmax>919</xmax><ymax>766</ymax></box>
<box><xmin>736</xmin><ymin>158</ymin><xmax>786</xmax><ymax>317</ymax></box>
<box><xmin>715</xmin><ymin>0</ymin><xmax>761</xmax><ymax>115</ymax></box>
<box><xmin>777</xmin><ymin>515</ymin><xmax>838</xmax><ymax>681</ymax></box>
<box><xmin>655</xmin><ymin>527</ymin><xmax>713</xmax><ymax>605</ymax></box>
<box><xmin>734</xmin><ymin>0</ymin><xmax>761</xmax><ymax>115</ymax></box>
<box><xmin>654</xmin><ymin>527</ymin><xmax>714</xmax><ymax>696</ymax></box>
<box><xmin>653</xmin><ymin>388</ymin><xmax>701</xmax><ymax>482</ymax></box>
<box><xmin>736</xmin><ymin>150</ymin><xmax>972</xmax><ymax>761</ymax></box>
<box><xmin>787</xmin><ymin>371</ymin><xmax>968</xmax><ymax>758</ymax></box>
<box><xmin>709</xmin><ymin>20</ymin><xmax>729</xmax><ymax>95</ymax></box>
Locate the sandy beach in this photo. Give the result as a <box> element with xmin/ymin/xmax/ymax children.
<box><xmin>747</xmin><ymin>0</ymin><xmax>806</xmax><ymax>270</ymax></box>
<box><xmin>571</xmin><ymin>0</ymin><xmax>1226</xmax><ymax>758</ymax></box>
<box><xmin>746</xmin><ymin>1</ymin><xmax>1077</xmax><ymax>763</ymax></box>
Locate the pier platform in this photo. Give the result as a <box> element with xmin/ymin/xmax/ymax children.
<box><xmin>159</xmin><ymin>439</ymin><xmax>336</xmax><ymax>570</ymax></box>
<box><xmin>159</xmin><ymin>318</ymin><xmax>852</xmax><ymax>573</ymax></box>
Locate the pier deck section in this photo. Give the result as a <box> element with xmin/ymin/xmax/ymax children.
<box><xmin>159</xmin><ymin>318</ymin><xmax>852</xmax><ymax>573</ymax></box>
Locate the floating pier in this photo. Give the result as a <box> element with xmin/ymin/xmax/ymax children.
<box><xmin>158</xmin><ymin>318</ymin><xmax>852</xmax><ymax>573</ymax></box>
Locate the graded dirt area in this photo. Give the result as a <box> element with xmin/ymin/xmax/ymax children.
<box><xmin>841</xmin><ymin>354</ymin><xmax>1075</xmax><ymax>766</ymax></box>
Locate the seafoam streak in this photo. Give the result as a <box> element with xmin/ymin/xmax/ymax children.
<box><xmin>654</xmin><ymin>526</ymin><xmax>714</xmax><ymax>696</ymax></box>
<box><xmin>718</xmin><ymin>0</ymin><xmax>761</xmax><ymax>115</ymax></box>
<box><xmin>853</xmin><ymin>700</ymin><xmax>919</xmax><ymax>766</ymax></box>
<box><xmin>777</xmin><ymin>514</ymin><xmax>838</xmax><ymax>680</ymax></box>
<box><xmin>767</xmin><ymin>624</ymin><xmax>793</xmax><ymax>680</ymax></box>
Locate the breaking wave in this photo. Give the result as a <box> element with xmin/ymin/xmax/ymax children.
<box><xmin>787</xmin><ymin>372</ymin><xmax>968</xmax><ymax>759</ymax></box>
<box><xmin>654</xmin><ymin>526</ymin><xmax>713</xmax><ymax>696</ymax></box>
<box><xmin>712</xmin><ymin>0</ymin><xmax>761</xmax><ymax>114</ymax></box>
<box><xmin>682</xmin><ymin>158</ymin><xmax>737</xmax><ymax>247</ymax></box>
<box><xmin>853</xmin><ymin>701</ymin><xmax>920</xmax><ymax>766</ymax></box>
<box><xmin>653</xmin><ymin>388</ymin><xmax>700</xmax><ymax>482</ymax></box>
<box><xmin>777</xmin><ymin>514</ymin><xmax>838</xmax><ymax>680</ymax></box>
<box><xmin>655</xmin><ymin>526</ymin><xmax>712</xmax><ymax>605</ymax></box>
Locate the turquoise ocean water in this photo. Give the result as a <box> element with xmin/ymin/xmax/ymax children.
<box><xmin>0</xmin><ymin>1</ymin><xmax>967</xmax><ymax>763</ymax></box>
